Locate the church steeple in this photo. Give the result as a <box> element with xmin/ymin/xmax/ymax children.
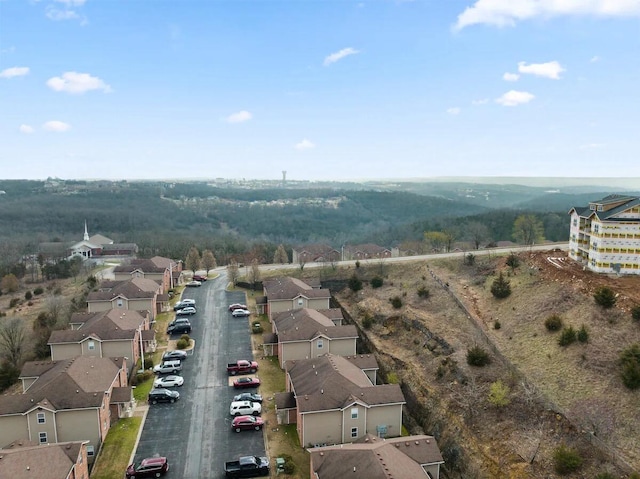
<box><xmin>83</xmin><ymin>221</ymin><xmax>89</xmax><ymax>241</ymax></box>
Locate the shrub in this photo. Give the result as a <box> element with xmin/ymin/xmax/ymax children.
<box><xmin>355</xmin><ymin>260</ymin><xmax>360</xmax><ymax>269</ymax></box>
<box><xmin>24</xmin><ymin>291</ymin><xmax>32</xmax><ymax>300</ymax></box>
<box><xmin>9</xmin><ymin>298</ymin><xmax>20</xmax><ymax>308</ymax></box>
<box><xmin>620</xmin><ymin>343</ymin><xmax>640</xmax><ymax>390</ymax></box>
<box><xmin>417</xmin><ymin>286</ymin><xmax>430</xmax><ymax>299</ymax></box>
<box><xmin>370</xmin><ymin>276</ymin><xmax>383</xmax><ymax>288</ymax></box>
<box><xmin>389</xmin><ymin>296</ymin><xmax>403</xmax><ymax>309</ymax></box>
<box><xmin>594</xmin><ymin>286</ymin><xmax>617</xmax><ymax>308</ymax></box>
<box><xmin>558</xmin><ymin>326</ymin><xmax>577</xmax><ymax>346</ymax></box>
<box><xmin>631</xmin><ymin>305</ymin><xmax>640</xmax><ymax>321</ymax></box>
<box><xmin>362</xmin><ymin>314</ymin><xmax>373</xmax><ymax>329</ymax></box>
<box><xmin>494</xmin><ymin>320</ymin><xmax>501</xmax><ymax>330</ymax></box>
<box><xmin>545</xmin><ymin>314</ymin><xmax>563</xmax><ymax>332</ymax></box>
<box><xmin>348</xmin><ymin>275</ymin><xmax>363</xmax><ymax>293</ymax></box>
<box><xmin>467</xmin><ymin>345</ymin><xmax>490</xmax><ymax>367</ymax></box>
<box><xmin>464</xmin><ymin>253</ymin><xmax>475</xmax><ymax>265</ymax></box>
<box><xmin>488</xmin><ymin>380</ymin><xmax>510</xmax><ymax>407</ymax></box>
<box><xmin>33</xmin><ymin>287</ymin><xmax>44</xmax><ymax>295</ymax></box>
<box><xmin>595</xmin><ymin>473</ymin><xmax>615</xmax><ymax>479</ymax></box>
<box><xmin>490</xmin><ymin>272</ymin><xmax>511</xmax><ymax>299</ymax></box>
<box><xmin>176</xmin><ymin>338</ymin><xmax>189</xmax><ymax>349</ymax></box>
<box><xmin>180</xmin><ymin>333</ymin><xmax>190</xmax><ymax>343</ymax></box>
<box><xmin>577</xmin><ymin>325</ymin><xmax>589</xmax><ymax>343</ymax></box>
<box><xmin>553</xmin><ymin>444</ymin><xmax>583</xmax><ymax>474</ymax></box>
<box><xmin>278</xmin><ymin>455</ymin><xmax>295</xmax><ymax>475</ymax></box>
<box><xmin>506</xmin><ymin>253</ymin><xmax>520</xmax><ymax>270</ymax></box>
<box><xmin>143</xmin><ymin>355</ymin><xmax>154</xmax><ymax>369</ymax></box>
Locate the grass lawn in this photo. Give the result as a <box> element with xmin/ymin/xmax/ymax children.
<box><xmin>133</xmin><ymin>374</ymin><xmax>154</xmax><ymax>402</ymax></box>
<box><xmin>90</xmin><ymin>417</ymin><xmax>142</xmax><ymax>479</ymax></box>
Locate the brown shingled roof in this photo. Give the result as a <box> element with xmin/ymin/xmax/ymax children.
<box><xmin>309</xmin><ymin>435</ymin><xmax>444</xmax><ymax>479</ymax></box>
<box><xmin>273</xmin><ymin>309</ymin><xmax>357</xmax><ymax>342</ymax></box>
<box><xmin>87</xmin><ymin>277</ymin><xmax>160</xmax><ymax>301</ymax></box>
<box><xmin>263</xmin><ymin>277</ymin><xmax>330</xmax><ymax>301</ymax></box>
<box><xmin>0</xmin><ymin>441</ymin><xmax>87</xmax><ymax>479</ymax></box>
<box><xmin>49</xmin><ymin>310</ymin><xmax>147</xmax><ymax>344</ymax></box>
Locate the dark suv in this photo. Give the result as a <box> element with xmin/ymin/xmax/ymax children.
<box><xmin>167</xmin><ymin>318</ymin><xmax>192</xmax><ymax>335</ymax></box>
<box><xmin>125</xmin><ymin>456</ymin><xmax>168</xmax><ymax>478</ymax></box>
<box><xmin>148</xmin><ymin>388</ymin><xmax>180</xmax><ymax>404</ymax></box>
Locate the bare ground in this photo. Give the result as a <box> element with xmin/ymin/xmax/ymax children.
<box><xmin>333</xmin><ymin>250</ymin><xmax>640</xmax><ymax>478</ymax></box>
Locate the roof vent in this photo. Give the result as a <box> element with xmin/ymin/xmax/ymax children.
<box><xmin>321</xmin><ymin>389</ymin><xmax>323</xmax><ymax>394</ymax></box>
<box><xmin>315</xmin><ymin>371</ymin><xmax>318</xmax><ymax>375</ymax></box>
<box><xmin>353</xmin><ymin>466</ymin><xmax>356</xmax><ymax>472</ymax></box>
<box><xmin>415</xmin><ymin>440</ymin><xmax>419</xmax><ymax>445</ymax></box>
<box><xmin>319</xmin><ymin>452</ymin><xmax>324</xmax><ymax>456</ymax></box>
<box><xmin>405</xmin><ymin>442</ymin><xmax>409</xmax><ymax>446</ymax></box>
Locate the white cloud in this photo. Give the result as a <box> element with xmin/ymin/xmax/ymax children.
<box><xmin>0</xmin><ymin>66</ymin><xmax>30</xmax><ymax>78</ymax></box>
<box><xmin>54</xmin><ymin>0</ymin><xmax>87</xmax><ymax>5</ymax></box>
<box><xmin>46</xmin><ymin>72</ymin><xmax>111</xmax><ymax>94</ymax></box>
<box><xmin>46</xmin><ymin>7</ymin><xmax>80</xmax><ymax>21</ymax></box>
<box><xmin>580</xmin><ymin>142</ymin><xmax>606</xmax><ymax>150</ymax></box>
<box><xmin>495</xmin><ymin>90</ymin><xmax>535</xmax><ymax>106</ymax></box>
<box><xmin>225</xmin><ymin>110</ymin><xmax>253</xmax><ymax>124</ymax></box>
<box><xmin>590</xmin><ymin>55</ymin><xmax>601</xmax><ymax>63</ymax></box>
<box><xmin>503</xmin><ymin>72</ymin><xmax>520</xmax><ymax>82</ymax></box>
<box><xmin>454</xmin><ymin>0</ymin><xmax>640</xmax><ymax>30</ymax></box>
<box><xmin>447</xmin><ymin>107</ymin><xmax>461</xmax><ymax>115</ymax></box>
<box><xmin>518</xmin><ymin>61</ymin><xmax>565</xmax><ymax>79</ymax></box>
<box><xmin>19</xmin><ymin>124</ymin><xmax>34</xmax><ymax>134</ymax></box>
<box><xmin>323</xmin><ymin>47</ymin><xmax>359</xmax><ymax>66</ymax></box>
<box><xmin>294</xmin><ymin>139</ymin><xmax>316</xmax><ymax>150</ymax></box>
<box><xmin>472</xmin><ymin>98</ymin><xmax>489</xmax><ymax>105</ymax></box>
<box><xmin>43</xmin><ymin>121</ymin><xmax>71</xmax><ymax>132</ymax></box>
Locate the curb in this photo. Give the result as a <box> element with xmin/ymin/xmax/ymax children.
<box><xmin>128</xmin><ymin>404</ymin><xmax>149</xmax><ymax>465</ymax></box>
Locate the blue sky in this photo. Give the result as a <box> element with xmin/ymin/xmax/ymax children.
<box><xmin>1</xmin><ymin>0</ymin><xmax>639</xmax><ymax>181</ymax></box>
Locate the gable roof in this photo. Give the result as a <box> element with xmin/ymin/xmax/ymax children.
<box><xmin>344</xmin><ymin>243</ymin><xmax>390</xmax><ymax>256</ymax></box>
<box><xmin>569</xmin><ymin>195</ymin><xmax>640</xmax><ymax>221</ymax></box>
<box><xmin>273</xmin><ymin>308</ymin><xmax>357</xmax><ymax>342</ymax></box>
<box><xmin>0</xmin><ymin>356</ymin><xmax>125</xmax><ymax>415</ymax></box>
<box><xmin>88</xmin><ymin>234</ymin><xmax>113</xmax><ymax>245</ymax></box>
<box><xmin>310</xmin><ymin>434</ymin><xmax>444</xmax><ymax>479</ymax></box>
<box><xmin>316</xmin><ymin>308</ymin><xmax>343</xmax><ymax>321</ymax></box>
<box><xmin>0</xmin><ymin>441</ymin><xmax>87</xmax><ymax>479</ymax></box>
<box><xmin>294</xmin><ymin>243</ymin><xmax>339</xmax><ymax>258</ymax></box>
<box><xmin>285</xmin><ymin>354</ymin><xmax>404</xmax><ymax>413</ymax></box>
<box><xmin>87</xmin><ymin>277</ymin><xmax>160</xmax><ymax>301</ymax></box>
<box><xmin>263</xmin><ymin>277</ymin><xmax>331</xmax><ymax>301</ymax></box>
<box><xmin>49</xmin><ymin>309</ymin><xmax>146</xmax><ymax>344</ymax></box>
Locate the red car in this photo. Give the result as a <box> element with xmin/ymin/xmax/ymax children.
<box><xmin>125</xmin><ymin>456</ymin><xmax>168</xmax><ymax>478</ymax></box>
<box><xmin>233</xmin><ymin>376</ymin><xmax>261</xmax><ymax>389</ymax></box>
<box><xmin>193</xmin><ymin>274</ymin><xmax>207</xmax><ymax>282</ymax></box>
<box><xmin>231</xmin><ymin>415</ymin><xmax>264</xmax><ymax>433</ymax></box>
<box><xmin>228</xmin><ymin>303</ymin><xmax>248</xmax><ymax>311</ymax></box>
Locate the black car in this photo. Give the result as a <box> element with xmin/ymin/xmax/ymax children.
<box><xmin>162</xmin><ymin>350</ymin><xmax>188</xmax><ymax>361</ymax></box>
<box><xmin>167</xmin><ymin>318</ymin><xmax>192</xmax><ymax>335</ymax></box>
<box><xmin>233</xmin><ymin>392</ymin><xmax>263</xmax><ymax>403</ymax></box>
<box><xmin>148</xmin><ymin>388</ymin><xmax>180</xmax><ymax>404</ymax></box>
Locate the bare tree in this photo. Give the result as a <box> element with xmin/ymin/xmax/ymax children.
<box><xmin>273</xmin><ymin>244</ymin><xmax>288</xmax><ymax>264</ymax></box>
<box><xmin>467</xmin><ymin>221</ymin><xmax>490</xmax><ymax>250</ymax></box>
<box><xmin>1</xmin><ymin>274</ymin><xmax>19</xmax><ymax>293</ymax></box>
<box><xmin>185</xmin><ymin>246</ymin><xmax>201</xmax><ymax>274</ymax></box>
<box><xmin>246</xmin><ymin>259</ymin><xmax>261</xmax><ymax>288</ymax></box>
<box><xmin>227</xmin><ymin>260</ymin><xmax>239</xmax><ymax>286</ymax></box>
<box><xmin>0</xmin><ymin>317</ymin><xmax>27</xmax><ymax>369</ymax></box>
<box><xmin>443</xmin><ymin>228</ymin><xmax>458</xmax><ymax>252</ymax></box>
<box><xmin>201</xmin><ymin>249</ymin><xmax>217</xmax><ymax>274</ymax></box>
<box><xmin>45</xmin><ymin>294</ymin><xmax>69</xmax><ymax>326</ymax></box>
<box><xmin>513</xmin><ymin>215</ymin><xmax>544</xmax><ymax>246</ymax></box>
<box><xmin>424</xmin><ymin>231</ymin><xmax>447</xmax><ymax>253</ymax></box>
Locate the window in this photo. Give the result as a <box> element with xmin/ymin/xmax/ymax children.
<box><xmin>297</xmin><ymin>298</ymin><xmax>303</xmax><ymax>306</ymax></box>
<box><xmin>351</xmin><ymin>427</ymin><xmax>358</xmax><ymax>438</ymax></box>
<box><xmin>88</xmin><ymin>341</ymin><xmax>95</xmax><ymax>350</ymax></box>
<box><xmin>39</xmin><ymin>432</ymin><xmax>47</xmax><ymax>443</ymax></box>
<box><xmin>37</xmin><ymin>412</ymin><xmax>45</xmax><ymax>424</ymax></box>
<box><xmin>351</xmin><ymin>407</ymin><xmax>358</xmax><ymax>419</ymax></box>
<box><xmin>116</xmin><ymin>299</ymin><xmax>123</xmax><ymax>307</ymax></box>
<box><xmin>86</xmin><ymin>445</ymin><xmax>95</xmax><ymax>456</ymax></box>
<box><xmin>317</xmin><ymin>339</ymin><xmax>323</xmax><ymax>349</ymax></box>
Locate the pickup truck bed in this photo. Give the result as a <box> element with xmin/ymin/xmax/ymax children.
<box><xmin>224</xmin><ymin>455</ymin><xmax>269</xmax><ymax>478</ymax></box>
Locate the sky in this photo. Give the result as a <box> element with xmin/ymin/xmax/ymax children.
<box><xmin>1</xmin><ymin>0</ymin><xmax>639</xmax><ymax>182</ymax></box>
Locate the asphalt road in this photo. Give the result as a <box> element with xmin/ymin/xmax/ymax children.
<box><xmin>132</xmin><ymin>272</ymin><xmax>266</xmax><ymax>479</ymax></box>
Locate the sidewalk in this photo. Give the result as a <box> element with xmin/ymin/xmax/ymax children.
<box><xmin>128</xmin><ymin>402</ymin><xmax>149</xmax><ymax>465</ymax></box>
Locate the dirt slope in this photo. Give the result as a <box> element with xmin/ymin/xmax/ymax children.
<box><xmin>335</xmin><ymin>250</ymin><xmax>640</xmax><ymax>478</ymax></box>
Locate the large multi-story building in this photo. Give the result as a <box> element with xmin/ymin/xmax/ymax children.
<box><xmin>568</xmin><ymin>194</ymin><xmax>640</xmax><ymax>275</ymax></box>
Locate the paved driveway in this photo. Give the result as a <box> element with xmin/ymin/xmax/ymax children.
<box><xmin>132</xmin><ymin>274</ymin><xmax>266</xmax><ymax>479</ymax></box>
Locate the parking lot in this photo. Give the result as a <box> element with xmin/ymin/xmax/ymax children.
<box><xmin>131</xmin><ymin>274</ymin><xmax>266</xmax><ymax>478</ymax></box>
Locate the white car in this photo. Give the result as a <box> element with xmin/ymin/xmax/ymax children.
<box><xmin>229</xmin><ymin>400</ymin><xmax>262</xmax><ymax>416</ymax></box>
<box><xmin>176</xmin><ymin>306</ymin><xmax>197</xmax><ymax>315</ymax></box>
<box><xmin>185</xmin><ymin>280</ymin><xmax>201</xmax><ymax>287</ymax></box>
<box><xmin>231</xmin><ymin>308</ymin><xmax>251</xmax><ymax>317</ymax></box>
<box><xmin>153</xmin><ymin>375</ymin><xmax>184</xmax><ymax>388</ymax></box>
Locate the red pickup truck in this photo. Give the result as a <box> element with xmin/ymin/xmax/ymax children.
<box><xmin>227</xmin><ymin>360</ymin><xmax>258</xmax><ymax>376</ymax></box>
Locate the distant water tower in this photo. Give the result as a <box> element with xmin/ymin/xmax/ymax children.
<box><xmin>282</xmin><ymin>170</ymin><xmax>287</xmax><ymax>188</ymax></box>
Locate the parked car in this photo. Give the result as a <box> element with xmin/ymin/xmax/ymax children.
<box><xmin>233</xmin><ymin>392</ymin><xmax>263</xmax><ymax>403</ymax></box>
<box><xmin>186</xmin><ymin>280</ymin><xmax>202</xmax><ymax>287</ymax></box>
<box><xmin>231</xmin><ymin>308</ymin><xmax>251</xmax><ymax>317</ymax></box>
<box><xmin>227</xmin><ymin>360</ymin><xmax>258</xmax><ymax>375</ymax></box>
<box><xmin>224</xmin><ymin>456</ymin><xmax>269</xmax><ymax>478</ymax></box>
<box><xmin>173</xmin><ymin>299</ymin><xmax>196</xmax><ymax>310</ymax></box>
<box><xmin>125</xmin><ymin>456</ymin><xmax>169</xmax><ymax>478</ymax></box>
<box><xmin>229</xmin><ymin>400</ymin><xmax>262</xmax><ymax>416</ymax></box>
<box><xmin>162</xmin><ymin>350</ymin><xmax>188</xmax><ymax>361</ymax></box>
<box><xmin>176</xmin><ymin>306</ymin><xmax>197</xmax><ymax>316</ymax></box>
<box><xmin>153</xmin><ymin>360</ymin><xmax>182</xmax><ymax>374</ymax></box>
<box><xmin>228</xmin><ymin>303</ymin><xmax>248</xmax><ymax>311</ymax></box>
<box><xmin>153</xmin><ymin>375</ymin><xmax>184</xmax><ymax>388</ymax></box>
<box><xmin>233</xmin><ymin>377</ymin><xmax>261</xmax><ymax>389</ymax></box>
<box><xmin>231</xmin><ymin>415</ymin><xmax>264</xmax><ymax>433</ymax></box>
<box><xmin>193</xmin><ymin>274</ymin><xmax>207</xmax><ymax>281</ymax></box>
<box><xmin>167</xmin><ymin>319</ymin><xmax>192</xmax><ymax>335</ymax></box>
<box><xmin>148</xmin><ymin>388</ymin><xmax>180</xmax><ymax>404</ymax></box>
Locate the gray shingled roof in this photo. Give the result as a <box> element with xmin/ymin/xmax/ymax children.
<box><xmin>316</xmin><ymin>308</ymin><xmax>344</xmax><ymax>321</ymax></box>
<box><xmin>0</xmin><ymin>441</ymin><xmax>86</xmax><ymax>479</ymax></box>
<box><xmin>87</xmin><ymin>277</ymin><xmax>160</xmax><ymax>301</ymax></box>
<box><xmin>49</xmin><ymin>310</ymin><xmax>146</xmax><ymax>344</ymax></box>
<box><xmin>0</xmin><ymin>356</ymin><xmax>124</xmax><ymax>414</ymax></box>
<box><xmin>310</xmin><ymin>435</ymin><xmax>444</xmax><ymax>479</ymax></box>
<box><xmin>285</xmin><ymin>354</ymin><xmax>404</xmax><ymax>413</ymax></box>
<box><xmin>273</xmin><ymin>309</ymin><xmax>357</xmax><ymax>342</ymax></box>
<box><xmin>114</xmin><ymin>258</ymin><xmax>165</xmax><ymax>274</ymax></box>
<box><xmin>263</xmin><ymin>277</ymin><xmax>331</xmax><ymax>301</ymax></box>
